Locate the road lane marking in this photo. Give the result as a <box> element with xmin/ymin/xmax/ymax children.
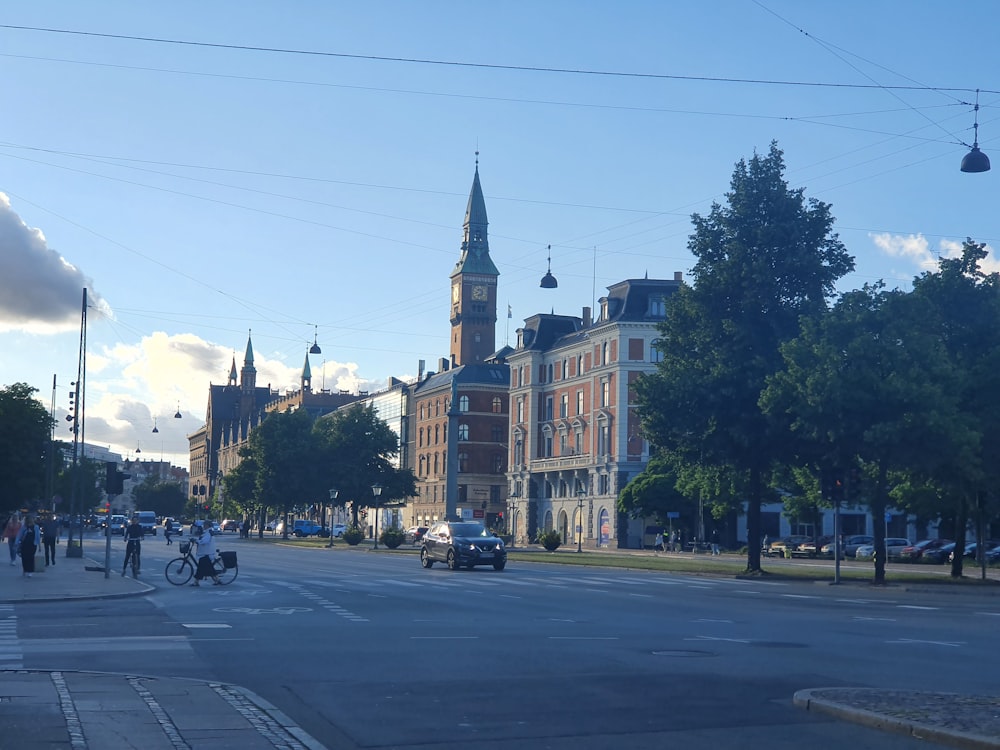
<box><xmin>887</xmin><ymin>638</ymin><xmax>963</xmax><ymax>647</ymax></box>
<box><xmin>183</xmin><ymin>623</ymin><xmax>232</xmax><ymax>629</ymax></box>
<box><xmin>897</xmin><ymin>605</ymin><xmax>938</xmax><ymax>610</ymax></box>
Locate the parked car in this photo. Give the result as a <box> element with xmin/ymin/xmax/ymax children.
<box><xmin>405</xmin><ymin>526</ymin><xmax>429</xmax><ymax>545</ymax></box>
<box><xmin>330</xmin><ymin>523</ymin><xmax>347</xmax><ymax>537</ymax></box>
<box><xmin>898</xmin><ymin>539</ymin><xmax>952</xmax><ymax>562</ymax></box>
<box><xmin>794</xmin><ymin>536</ymin><xmax>833</xmax><ymax>558</ymax></box>
<box><xmin>219</xmin><ymin>519</ymin><xmax>240</xmax><ymax>532</ymax></box>
<box><xmin>766</xmin><ymin>536</ymin><xmax>810</xmax><ymax>557</ymax></box>
<box><xmin>820</xmin><ymin>534</ymin><xmax>874</xmax><ymax>559</ymax></box>
<box><xmin>292</xmin><ymin>519</ymin><xmax>324</xmax><ymax>537</ymax></box>
<box><xmin>949</xmin><ymin>541</ymin><xmax>1000</xmax><ymax>564</ymax></box>
<box><xmin>925</xmin><ymin>542</ymin><xmax>956</xmax><ymax>564</ymax></box>
<box><xmin>420</xmin><ymin>521</ymin><xmax>506</xmax><ymax>571</ymax></box>
<box><xmin>855</xmin><ymin>538</ymin><xmax>910</xmax><ymax>560</ymax></box>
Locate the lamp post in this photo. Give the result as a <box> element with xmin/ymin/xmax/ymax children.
<box><xmin>576</xmin><ymin>487</ymin><xmax>586</xmax><ymax>553</ymax></box>
<box><xmin>327</xmin><ymin>489</ymin><xmax>338</xmax><ymax>547</ymax></box>
<box><xmin>371</xmin><ymin>484</ymin><xmax>383</xmax><ymax>549</ymax></box>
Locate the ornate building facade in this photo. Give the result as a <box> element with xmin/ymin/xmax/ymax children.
<box><xmin>506</xmin><ymin>275</ymin><xmax>683</xmax><ymax>548</ymax></box>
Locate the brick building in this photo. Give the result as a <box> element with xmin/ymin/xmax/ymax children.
<box><xmin>506</xmin><ymin>276</ymin><xmax>683</xmax><ymax>548</ymax></box>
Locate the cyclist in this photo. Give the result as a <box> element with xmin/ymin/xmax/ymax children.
<box><xmin>122</xmin><ymin>514</ymin><xmax>144</xmax><ymax>576</ymax></box>
<box><xmin>191</xmin><ymin>521</ymin><xmax>221</xmax><ymax>586</ymax></box>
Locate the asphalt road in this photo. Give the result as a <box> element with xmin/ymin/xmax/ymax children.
<box><xmin>13</xmin><ymin>534</ymin><xmax>999</xmax><ymax>749</ymax></box>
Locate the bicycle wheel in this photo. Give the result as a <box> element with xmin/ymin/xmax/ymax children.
<box><xmin>214</xmin><ymin>558</ymin><xmax>238</xmax><ymax>585</ymax></box>
<box><xmin>164</xmin><ymin>557</ymin><xmax>194</xmax><ymax>585</ymax></box>
<box><xmin>132</xmin><ymin>549</ymin><xmax>141</xmax><ymax>577</ymax></box>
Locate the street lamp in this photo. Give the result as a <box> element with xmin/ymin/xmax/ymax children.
<box><xmin>576</xmin><ymin>487</ymin><xmax>586</xmax><ymax>553</ymax></box>
<box><xmin>371</xmin><ymin>484</ymin><xmax>382</xmax><ymax>549</ymax></box>
<box><xmin>327</xmin><ymin>489</ymin><xmax>338</xmax><ymax>547</ymax></box>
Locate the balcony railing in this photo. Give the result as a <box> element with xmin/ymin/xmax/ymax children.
<box><xmin>531</xmin><ymin>453</ymin><xmax>592</xmax><ymax>471</ymax></box>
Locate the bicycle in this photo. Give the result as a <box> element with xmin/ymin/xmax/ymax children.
<box><xmin>123</xmin><ymin>539</ymin><xmax>141</xmax><ymax>577</ymax></box>
<box><xmin>164</xmin><ymin>539</ymin><xmax>238</xmax><ymax>585</ymax></box>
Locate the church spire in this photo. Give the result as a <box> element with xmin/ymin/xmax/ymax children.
<box><xmin>240</xmin><ymin>330</ymin><xmax>257</xmax><ymax>392</ymax></box>
<box><xmin>452</xmin><ymin>154</ymin><xmax>498</xmax><ymax>276</ymax></box>
<box><xmin>301</xmin><ymin>350</ymin><xmax>313</xmax><ymax>392</ymax></box>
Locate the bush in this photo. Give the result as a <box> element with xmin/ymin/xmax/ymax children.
<box><xmin>342</xmin><ymin>526</ymin><xmax>365</xmax><ymax>546</ymax></box>
<box><xmin>537</xmin><ymin>530</ymin><xmax>562</xmax><ymax>551</ymax></box>
<box><xmin>380</xmin><ymin>527</ymin><xmax>405</xmax><ymax>549</ymax></box>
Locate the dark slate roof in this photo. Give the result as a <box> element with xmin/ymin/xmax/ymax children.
<box><xmin>451</xmin><ymin>166</ymin><xmax>499</xmax><ymax>277</ymax></box>
<box><xmin>516</xmin><ymin>313</ymin><xmax>583</xmax><ymax>352</ymax></box>
<box><xmin>413</xmin><ymin>363</ymin><xmax>510</xmax><ymax>394</ymax></box>
<box><xmin>601</xmin><ymin>278</ymin><xmax>681</xmax><ymax>323</ymax></box>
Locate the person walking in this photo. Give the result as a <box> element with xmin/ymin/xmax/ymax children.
<box><xmin>16</xmin><ymin>516</ymin><xmax>40</xmax><ymax>577</ymax></box>
<box><xmin>653</xmin><ymin>530</ymin><xmax>663</xmax><ymax>553</ymax></box>
<box><xmin>710</xmin><ymin>529</ymin><xmax>720</xmax><ymax>555</ymax></box>
<box><xmin>164</xmin><ymin>522</ymin><xmax>173</xmax><ymax>546</ymax></box>
<box><xmin>3</xmin><ymin>515</ymin><xmax>21</xmax><ymax>566</ymax></box>
<box><xmin>191</xmin><ymin>522</ymin><xmax>220</xmax><ymax>587</ymax></box>
<box><xmin>40</xmin><ymin>513</ymin><xmax>59</xmax><ymax>566</ymax></box>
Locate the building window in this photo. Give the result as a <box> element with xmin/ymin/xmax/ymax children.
<box><xmin>492</xmin><ymin>396</ymin><xmax>502</xmax><ymax>413</ymax></box>
<box><xmin>491</xmin><ymin>424</ymin><xmax>504</xmax><ymax>443</ymax></box>
<box><xmin>434</xmin><ymin>425</ymin><xmax>440</xmax><ymax>444</ymax></box>
<box><xmin>651</xmin><ymin>339</ymin><xmax>664</xmax><ymax>363</ymax></box>
<box><xmin>559</xmin><ymin>433</ymin><xmax>567</xmax><ymax>455</ymax></box>
<box><xmin>514</xmin><ymin>439</ymin><xmax>524</xmax><ymax>465</ymax></box>
<box><xmin>418</xmin><ymin>428</ymin><xmax>423</xmax><ymax>448</ymax></box>
<box><xmin>650</xmin><ymin>296</ymin><xmax>667</xmax><ymax>317</ymax></box>
<box><xmin>544</xmin><ymin>435</ymin><xmax>553</xmax><ymax>457</ymax></box>
<box><xmin>577</xmin><ymin>355</ymin><xmax>583</xmax><ymax>374</ymax></box>
<box><xmin>474</xmin><ymin>333</ymin><xmax>481</xmax><ymax>343</ymax></box>
<box><xmin>601</xmin><ymin>381</ymin><xmax>610</xmax><ymax>407</ymax></box>
<box><xmin>458</xmin><ymin>423</ymin><xmax>469</xmax><ymax>441</ymax></box>
<box><xmin>458</xmin><ymin>452</ymin><xmax>469</xmax><ymax>472</ymax></box>
<box><xmin>560</xmin><ymin>394</ymin><xmax>568</xmax><ymax>418</ymax></box>
<box><xmin>539</xmin><ymin>364</ymin><xmax>546</xmax><ymax>383</ymax></box>
<box><xmin>433</xmin><ymin>453</ymin><xmax>439</xmax><ymax>474</ymax></box>
<box><xmin>517</xmin><ymin>398</ymin><xmax>524</xmax><ymax>423</ymax></box>
<box><xmin>493</xmin><ymin>454</ymin><xmax>504</xmax><ymax>473</ymax></box>
<box><xmin>575</xmin><ymin>431</ymin><xmax>583</xmax><ymax>454</ymax></box>
<box><xmin>576</xmin><ymin>390</ymin><xmax>584</xmax><ymax>415</ymax></box>
<box><xmin>548</xmin><ymin>363</ymin><xmax>554</xmax><ymax>383</ymax></box>
<box><xmin>435</xmin><ymin>400</ymin><xmax>440</xmax><ymax>417</ymax></box>
<box><xmin>545</xmin><ymin>396</ymin><xmax>553</xmax><ymax>421</ymax></box>
<box><xmin>459</xmin><ymin>395</ymin><xmax>470</xmax><ymax>412</ymax></box>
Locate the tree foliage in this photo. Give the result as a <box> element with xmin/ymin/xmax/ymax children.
<box><xmin>635</xmin><ymin>142</ymin><xmax>853</xmax><ymax>572</ymax></box>
<box><xmin>0</xmin><ymin>383</ymin><xmax>56</xmax><ymax>514</ymax></box>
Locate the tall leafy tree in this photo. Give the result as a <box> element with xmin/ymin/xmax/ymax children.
<box><xmin>636</xmin><ymin>143</ymin><xmax>853</xmax><ymax>572</ymax></box>
<box><xmin>0</xmin><ymin>383</ymin><xmax>56</xmax><ymax>514</ymax></box>
<box><xmin>313</xmin><ymin>404</ymin><xmax>417</xmax><ymax>528</ymax></box>
<box><xmin>238</xmin><ymin>408</ymin><xmax>321</xmax><ymax>538</ymax></box>
<box><xmin>906</xmin><ymin>239</ymin><xmax>1000</xmax><ymax>578</ymax></box>
<box><xmin>763</xmin><ymin>284</ymin><xmax>959</xmax><ymax>583</ymax></box>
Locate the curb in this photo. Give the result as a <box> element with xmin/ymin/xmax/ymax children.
<box><xmin>794</xmin><ymin>688</ymin><xmax>1000</xmax><ymax>750</ymax></box>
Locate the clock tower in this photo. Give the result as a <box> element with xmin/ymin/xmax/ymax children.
<box><xmin>450</xmin><ymin>160</ymin><xmax>499</xmax><ymax>366</ymax></box>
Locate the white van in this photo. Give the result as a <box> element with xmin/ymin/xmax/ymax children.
<box><xmin>136</xmin><ymin>510</ymin><xmax>157</xmax><ymax>536</ymax></box>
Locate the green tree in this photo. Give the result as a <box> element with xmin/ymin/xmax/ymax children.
<box><xmin>905</xmin><ymin>239</ymin><xmax>1000</xmax><ymax>578</ymax></box>
<box><xmin>636</xmin><ymin>143</ymin><xmax>853</xmax><ymax>572</ymax></box>
<box><xmin>313</xmin><ymin>403</ymin><xmax>417</xmax><ymax>528</ymax></box>
<box><xmin>0</xmin><ymin>383</ymin><xmax>56</xmax><ymax>515</ymax></box>
<box><xmin>238</xmin><ymin>408</ymin><xmax>320</xmax><ymax>538</ymax></box>
<box><xmin>132</xmin><ymin>478</ymin><xmax>187</xmax><ymax>519</ymax></box>
<box><xmin>763</xmin><ymin>284</ymin><xmax>961</xmax><ymax>583</ymax></box>
<box><xmin>618</xmin><ymin>451</ymin><xmax>695</xmax><ymax>526</ymax></box>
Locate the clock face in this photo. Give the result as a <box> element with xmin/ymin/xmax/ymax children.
<box><xmin>472</xmin><ymin>285</ymin><xmax>488</xmax><ymax>301</ymax></box>
<box><xmin>452</xmin><ymin>284</ymin><xmax>460</xmax><ymax>303</ymax></box>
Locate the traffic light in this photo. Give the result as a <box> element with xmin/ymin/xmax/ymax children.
<box><xmin>105</xmin><ymin>462</ymin><xmax>128</xmax><ymax>494</ymax></box>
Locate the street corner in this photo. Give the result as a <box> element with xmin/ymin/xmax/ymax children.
<box><xmin>794</xmin><ymin>688</ymin><xmax>1000</xmax><ymax>749</ymax></box>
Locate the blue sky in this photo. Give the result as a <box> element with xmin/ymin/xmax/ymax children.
<box><xmin>1</xmin><ymin>1</ymin><xmax>997</xmax><ymax>470</ymax></box>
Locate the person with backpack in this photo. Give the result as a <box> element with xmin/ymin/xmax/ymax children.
<box><xmin>15</xmin><ymin>516</ymin><xmax>40</xmax><ymax>577</ymax></box>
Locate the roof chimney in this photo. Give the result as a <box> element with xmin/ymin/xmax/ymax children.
<box><xmin>674</xmin><ymin>271</ymin><xmax>683</xmax><ymax>282</ymax></box>
<box><xmin>582</xmin><ymin>306</ymin><xmax>592</xmax><ymax>327</ymax></box>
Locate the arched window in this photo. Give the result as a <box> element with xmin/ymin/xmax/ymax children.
<box><xmin>418</xmin><ymin>428</ymin><xmax>423</xmax><ymax>447</ymax></box>
<box><xmin>651</xmin><ymin>338</ymin><xmax>664</xmax><ymax>363</ymax></box>
<box><xmin>492</xmin><ymin>396</ymin><xmax>502</xmax><ymax>413</ymax></box>
<box><xmin>459</xmin><ymin>395</ymin><xmax>470</xmax><ymax>412</ymax></box>
<box><xmin>433</xmin><ymin>453</ymin><xmax>439</xmax><ymax>474</ymax></box>
<box><xmin>493</xmin><ymin>454</ymin><xmax>504</xmax><ymax>473</ymax></box>
<box><xmin>434</xmin><ymin>425</ymin><xmax>440</xmax><ymax>444</ymax></box>
<box><xmin>458</xmin><ymin>423</ymin><xmax>469</xmax><ymax>441</ymax></box>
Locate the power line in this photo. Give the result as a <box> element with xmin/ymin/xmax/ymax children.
<box><xmin>0</xmin><ymin>23</ymin><xmax>993</xmax><ymax>96</ymax></box>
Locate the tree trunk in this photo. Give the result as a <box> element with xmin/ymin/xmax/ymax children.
<box><xmin>871</xmin><ymin>460</ymin><xmax>889</xmax><ymax>585</ymax></box>
<box><xmin>745</xmin><ymin>466</ymin><xmax>762</xmax><ymax>572</ymax></box>
<box><xmin>949</xmin><ymin>494</ymin><xmax>968</xmax><ymax>579</ymax></box>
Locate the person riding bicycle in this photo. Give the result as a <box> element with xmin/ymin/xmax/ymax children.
<box><xmin>191</xmin><ymin>521</ymin><xmax>221</xmax><ymax>586</ymax></box>
<box><xmin>122</xmin><ymin>514</ymin><xmax>144</xmax><ymax>576</ymax></box>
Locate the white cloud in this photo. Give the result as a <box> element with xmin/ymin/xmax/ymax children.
<box><xmin>871</xmin><ymin>233</ymin><xmax>1000</xmax><ymax>276</ymax></box>
<box><xmin>0</xmin><ymin>193</ymin><xmax>111</xmax><ymax>332</ymax></box>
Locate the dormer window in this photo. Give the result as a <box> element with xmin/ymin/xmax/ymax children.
<box><xmin>649</xmin><ymin>296</ymin><xmax>667</xmax><ymax>317</ymax></box>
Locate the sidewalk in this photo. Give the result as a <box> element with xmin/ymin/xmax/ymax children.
<box><xmin>1</xmin><ymin>547</ymin><xmax>325</xmax><ymax>749</ymax></box>
<box><xmin>2</xmin><ymin>545</ymin><xmax>998</xmax><ymax>749</ymax></box>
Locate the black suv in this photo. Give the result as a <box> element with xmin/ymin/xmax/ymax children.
<box><xmin>420</xmin><ymin>521</ymin><xmax>506</xmax><ymax>571</ymax></box>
